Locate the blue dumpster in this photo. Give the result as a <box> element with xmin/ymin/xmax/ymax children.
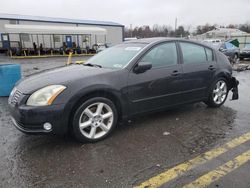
<box><xmin>0</xmin><ymin>64</ymin><xmax>21</xmax><ymax>97</ymax></box>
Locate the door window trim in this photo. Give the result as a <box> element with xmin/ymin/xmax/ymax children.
<box><xmin>204</xmin><ymin>47</ymin><xmax>214</xmax><ymax>61</ymax></box>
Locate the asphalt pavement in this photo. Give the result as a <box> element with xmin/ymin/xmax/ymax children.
<box><xmin>0</xmin><ymin>57</ymin><xmax>249</xmax><ymax>188</ymax></box>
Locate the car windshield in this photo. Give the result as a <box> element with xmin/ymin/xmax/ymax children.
<box><xmin>225</xmin><ymin>42</ymin><xmax>236</xmax><ymax>49</ymax></box>
<box><xmin>85</xmin><ymin>43</ymin><xmax>146</xmax><ymax>69</ymax></box>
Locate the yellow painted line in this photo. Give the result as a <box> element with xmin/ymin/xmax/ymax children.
<box><xmin>134</xmin><ymin>132</ymin><xmax>250</xmax><ymax>188</ymax></box>
<box><xmin>183</xmin><ymin>150</ymin><xmax>250</xmax><ymax>188</ymax></box>
<box><xmin>75</xmin><ymin>60</ymin><xmax>86</xmax><ymax>64</ymax></box>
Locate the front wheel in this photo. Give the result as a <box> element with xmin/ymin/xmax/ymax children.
<box><xmin>205</xmin><ymin>78</ymin><xmax>229</xmax><ymax>107</ymax></box>
<box><xmin>72</xmin><ymin>97</ymin><xmax>118</xmax><ymax>143</ymax></box>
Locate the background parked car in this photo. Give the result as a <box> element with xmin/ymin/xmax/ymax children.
<box><xmin>203</xmin><ymin>40</ymin><xmax>240</xmax><ymax>64</ymax></box>
<box><xmin>240</xmin><ymin>43</ymin><xmax>250</xmax><ymax>60</ymax></box>
<box><xmin>92</xmin><ymin>43</ymin><xmax>112</xmax><ymax>53</ymax></box>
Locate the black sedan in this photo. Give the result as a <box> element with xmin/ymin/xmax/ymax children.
<box><xmin>8</xmin><ymin>38</ymin><xmax>239</xmax><ymax>142</ymax></box>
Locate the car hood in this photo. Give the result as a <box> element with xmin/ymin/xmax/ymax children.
<box><xmin>16</xmin><ymin>65</ymin><xmax>116</xmax><ymax>94</ymax></box>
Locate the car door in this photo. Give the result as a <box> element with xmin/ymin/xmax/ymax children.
<box><xmin>127</xmin><ymin>42</ymin><xmax>183</xmax><ymax>115</ymax></box>
<box><xmin>178</xmin><ymin>42</ymin><xmax>217</xmax><ymax>102</ymax></box>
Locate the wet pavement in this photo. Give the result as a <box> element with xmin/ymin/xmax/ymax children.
<box><xmin>0</xmin><ymin>57</ymin><xmax>250</xmax><ymax>188</ymax></box>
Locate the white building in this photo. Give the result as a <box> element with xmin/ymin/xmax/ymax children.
<box><xmin>193</xmin><ymin>27</ymin><xmax>250</xmax><ymax>48</ymax></box>
<box><xmin>0</xmin><ymin>13</ymin><xmax>124</xmax><ymax>52</ymax></box>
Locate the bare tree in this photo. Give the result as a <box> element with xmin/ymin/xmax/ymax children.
<box><xmin>124</xmin><ymin>24</ymin><xmax>188</xmax><ymax>38</ymax></box>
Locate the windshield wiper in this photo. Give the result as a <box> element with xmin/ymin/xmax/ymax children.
<box><xmin>83</xmin><ymin>63</ymin><xmax>102</xmax><ymax>68</ymax></box>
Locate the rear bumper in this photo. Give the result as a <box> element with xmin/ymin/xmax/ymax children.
<box><xmin>229</xmin><ymin>76</ymin><xmax>239</xmax><ymax>100</ymax></box>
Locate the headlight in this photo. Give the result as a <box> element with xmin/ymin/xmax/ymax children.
<box><xmin>26</xmin><ymin>85</ymin><xmax>66</xmax><ymax>106</ymax></box>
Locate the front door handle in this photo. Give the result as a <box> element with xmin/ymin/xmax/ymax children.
<box><xmin>208</xmin><ymin>65</ymin><xmax>216</xmax><ymax>71</ymax></box>
<box><xmin>171</xmin><ymin>70</ymin><xmax>181</xmax><ymax>76</ymax></box>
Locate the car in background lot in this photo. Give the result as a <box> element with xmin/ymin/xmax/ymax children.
<box><xmin>240</xmin><ymin>44</ymin><xmax>250</xmax><ymax>60</ymax></box>
<box><xmin>203</xmin><ymin>40</ymin><xmax>240</xmax><ymax>63</ymax></box>
<box><xmin>203</xmin><ymin>39</ymin><xmax>223</xmax><ymax>44</ymax></box>
<box><xmin>8</xmin><ymin>38</ymin><xmax>239</xmax><ymax>143</ymax></box>
<box><xmin>218</xmin><ymin>42</ymin><xmax>240</xmax><ymax>62</ymax></box>
<box><xmin>92</xmin><ymin>43</ymin><xmax>112</xmax><ymax>53</ymax></box>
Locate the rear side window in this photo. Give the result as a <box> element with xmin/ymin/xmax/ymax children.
<box><xmin>180</xmin><ymin>42</ymin><xmax>211</xmax><ymax>64</ymax></box>
<box><xmin>205</xmin><ymin>48</ymin><xmax>213</xmax><ymax>61</ymax></box>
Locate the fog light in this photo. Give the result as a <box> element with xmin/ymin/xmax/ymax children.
<box><xmin>43</xmin><ymin>122</ymin><xmax>52</xmax><ymax>131</ymax></box>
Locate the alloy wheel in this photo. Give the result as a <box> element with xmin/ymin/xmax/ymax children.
<box><xmin>78</xmin><ymin>102</ymin><xmax>114</xmax><ymax>139</ymax></box>
<box><xmin>213</xmin><ymin>80</ymin><xmax>227</xmax><ymax>105</ymax></box>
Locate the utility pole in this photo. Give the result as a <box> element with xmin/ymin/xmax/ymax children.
<box><xmin>130</xmin><ymin>24</ymin><xmax>133</xmax><ymax>38</ymax></box>
<box><xmin>174</xmin><ymin>18</ymin><xmax>177</xmax><ymax>36</ymax></box>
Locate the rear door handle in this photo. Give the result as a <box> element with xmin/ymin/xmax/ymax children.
<box><xmin>208</xmin><ymin>65</ymin><xmax>216</xmax><ymax>71</ymax></box>
<box><xmin>171</xmin><ymin>70</ymin><xmax>181</xmax><ymax>76</ymax></box>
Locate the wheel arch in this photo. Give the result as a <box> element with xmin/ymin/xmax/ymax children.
<box><xmin>213</xmin><ymin>69</ymin><xmax>232</xmax><ymax>84</ymax></box>
<box><xmin>67</xmin><ymin>88</ymin><xmax>125</xmax><ymax>131</ymax></box>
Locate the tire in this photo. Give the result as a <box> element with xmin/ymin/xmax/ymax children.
<box><xmin>72</xmin><ymin>97</ymin><xmax>118</xmax><ymax>143</ymax></box>
<box><xmin>205</xmin><ymin>78</ymin><xmax>229</xmax><ymax>108</ymax></box>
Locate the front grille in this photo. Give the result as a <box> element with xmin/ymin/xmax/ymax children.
<box><xmin>9</xmin><ymin>88</ymin><xmax>22</xmax><ymax>106</ymax></box>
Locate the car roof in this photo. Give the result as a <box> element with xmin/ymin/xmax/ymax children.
<box><xmin>124</xmin><ymin>37</ymin><xmax>175</xmax><ymax>44</ymax></box>
<box><xmin>124</xmin><ymin>37</ymin><xmax>213</xmax><ymax>49</ymax></box>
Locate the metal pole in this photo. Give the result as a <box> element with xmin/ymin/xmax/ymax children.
<box><xmin>31</xmin><ymin>34</ymin><xmax>33</xmax><ymax>45</ymax></box>
<box><xmin>130</xmin><ymin>24</ymin><xmax>132</xmax><ymax>37</ymax></box>
<box><xmin>77</xmin><ymin>35</ymin><xmax>79</xmax><ymax>47</ymax></box>
<box><xmin>53</xmin><ymin>34</ymin><xmax>55</xmax><ymax>49</ymax></box>
<box><xmin>37</xmin><ymin>34</ymin><xmax>40</xmax><ymax>56</ymax></box>
<box><xmin>42</xmin><ymin>34</ymin><xmax>45</xmax><ymax>55</ymax></box>
<box><xmin>89</xmin><ymin>34</ymin><xmax>91</xmax><ymax>47</ymax></box>
<box><xmin>19</xmin><ymin>33</ymin><xmax>22</xmax><ymax>49</ymax></box>
<box><xmin>36</xmin><ymin>34</ymin><xmax>39</xmax><ymax>45</ymax></box>
<box><xmin>175</xmin><ymin>18</ymin><xmax>177</xmax><ymax>36</ymax></box>
<box><xmin>50</xmin><ymin>34</ymin><xmax>52</xmax><ymax>48</ymax></box>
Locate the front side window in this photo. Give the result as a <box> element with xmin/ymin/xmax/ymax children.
<box><xmin>141</xmin><ymin>42</ymin><xmax>178</xmax><ymax>68</ymax></box>
<box><xmin>180</xmin><ymin>42</ymin><xmax>207</xmax><ymax>64</ymax></box>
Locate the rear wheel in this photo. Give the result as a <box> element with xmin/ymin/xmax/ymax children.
<box><xmin>72</xmin><ymin>97</ymin><xmax>118</xmax><ymax>143</ymax></box>
<box><xmin>205</xmin><ymin>78</ymin><xmax>229</xmax><ymax>107</ymax></box>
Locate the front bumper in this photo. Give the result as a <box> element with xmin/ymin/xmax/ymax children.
<box><xmin>8</xmin><ymin>91</ymin><xmax>69</xmax><ymax>135</ymax></box>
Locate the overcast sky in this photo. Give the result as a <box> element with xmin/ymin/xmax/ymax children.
<box><xmin>0</xmin><ymin>0</ymin><xmax>249</xmax><ymax>29</ymax></box>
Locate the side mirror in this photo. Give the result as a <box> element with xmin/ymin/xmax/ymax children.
<box><xmin>134</xmin><ymin>62</ymin><xmax>152</xmax><ymax>73</ymax></box>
